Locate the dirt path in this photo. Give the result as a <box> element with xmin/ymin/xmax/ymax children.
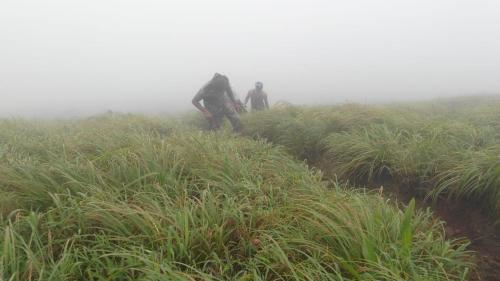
<box><xmin>435</xmin><ymin>202</ymin><xmax>500</xmax><ymax>281</ymax></box>
<box><xmin>280</xmin><ymin>150</ymin><xmax>500</xmax><ymax>279</ymax></box>
<box><xmin>378</xmin><ymin>183</ymin><xmax>500</xmax><ymax>280</ymax></box>
<box><xmin>370</xmin><ymin>181</ymin><xmax>500</xmax><ymax>280</ymax></box>
<box><xmin>317</xmin><ymin>162</ymin><xmax>500</xmax><ymax>280</ymax></box>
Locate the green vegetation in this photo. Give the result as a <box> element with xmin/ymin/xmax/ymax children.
<box><xmin>0</xmin><ymin>114</ymin><xmax>472</xmax><ymax>280</ymax></box>
<box><xmin>241</xmin><ymin>96</ymin><xmax>500</xmax><ymax>218</ymax></box>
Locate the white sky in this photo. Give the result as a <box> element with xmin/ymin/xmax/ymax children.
<box><xmin>1</xmin><ymin>0</ymin><xmax>499</xmax><ymax>117</ymax></box>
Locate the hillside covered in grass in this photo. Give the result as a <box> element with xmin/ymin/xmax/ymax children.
<box><xmin>0</xmin><ymin>115</ymin><xmax>472</xmax><ymax>280</ymax></box>
<box><xmin>241</xmin><ymin>96</ymin><xmax>500</xmax><ymax>220</ymax></box>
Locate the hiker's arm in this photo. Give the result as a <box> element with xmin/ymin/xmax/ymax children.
<box><xmin>264</xmin><ymin>93</ymin><xmax>270</xmax><ymax>109</ymax></box>
<box><xmin>192</xmin><ymin>98</ymin><xmax>206</xmax><ymax>113</ymax></box>
<box><xmin>192</xmin><ymin>89</ymin><xmax>212</xmax><ymax>118</ymax></box>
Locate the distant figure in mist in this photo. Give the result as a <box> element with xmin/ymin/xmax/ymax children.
<box><xmin>192</xmin><ymin>73</ymin><xmax>242</xmax><ymax>132</ymax></box>
<box><xmin>245</xmin><ymin>82</ymin><xmax>269</xmax><ymax>112</ymax></box>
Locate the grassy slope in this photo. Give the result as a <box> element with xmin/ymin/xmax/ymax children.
<box><xmin>0</xmin><ymin>115</ymin><xmax>471</xmax><ymax>280</ymax></box>
<box><xmin>241</xmin><ymin>97</ymin><xmax>500</xmax><ymax>218</ymax></box>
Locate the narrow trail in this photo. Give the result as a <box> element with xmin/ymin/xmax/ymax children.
<box><xmin>315</xmin><ymin>162</ymin><xmax>500</xmax><ymax>281</ymax></box>
<box><xmin>238</xmin><ymin>129</ymin><xmax>500</xmax><ymax>280</ymax></box>
<box><xmin>374</xmin><ymin>183</ymin><xmax>500</xmax><ymax>281</ymax></box>
<box><xmin>434</xmin><ymin>202</ymin><xmax>500</xmax><ymax>281</ymax></box>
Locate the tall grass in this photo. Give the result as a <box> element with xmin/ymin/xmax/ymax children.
<box><xmin>430</xmin><ymin>145</ymin><xmax>500</xmax><ymax>216</ymax></box>
<box><xmin>242</xmin><ymin>104</ymin><xmax>416</xmax><ymax>163</ymax></box>
<box><xmin>241</xmin><ymin>98</ymin><xmax>500</xmax><ymax>218</ymax></box>
<box><xmin>0</xmin><ymin>116</ymin><xmax>471</xmax><ymax>280</ymax></box>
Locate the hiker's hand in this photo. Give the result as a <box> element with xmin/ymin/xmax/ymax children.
<box><xmin>203</xmin><ymin>111</ymin><xmax>213</xmax><ymax>119</ymax></box>
<box><xmin>233</xmin><ymin>103</ymin><xmax>242</xmax><ymax>112</ymax></box>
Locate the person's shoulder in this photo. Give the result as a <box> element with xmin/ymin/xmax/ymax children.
<box><xmin>196</xmin><ymin>81</ymin><xmax>208</xmax><ymax>91</ymax></box>
<box><xmin>196</xmin><ymin>81</ymin><xmax>211</xmax><ymax>96</ymax></box>
<box><xmin>202</xmin><ymin>81</ymin><xmax>212</xmax><ymax>89</ymax></box>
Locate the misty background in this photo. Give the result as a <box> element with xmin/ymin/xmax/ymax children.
<box><xmin>1</xmin><ymin>0</ymin><xmax>499</xmax><ymax>118</ymax></box>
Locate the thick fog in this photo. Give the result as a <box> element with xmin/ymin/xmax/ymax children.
<box><xmin>1</xmin><ymin>0</ymin><xmax>500</xmax><ymax>117</ymax></box>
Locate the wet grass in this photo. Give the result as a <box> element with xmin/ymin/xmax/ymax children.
<box><xmin>0</xmin><ymin>114</ymin><xmax>472</xmax><ymax>280</ymax></box>
<box><xmin>241</xmin><ymin>97</ymin><xmax>500</xmax><ymax>218</ymax></box>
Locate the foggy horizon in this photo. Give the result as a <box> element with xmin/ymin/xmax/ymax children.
<box><xmin>1</xmin><ymin>0</ymin><xmax>500</xmax><ymax>118</ymax></box>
